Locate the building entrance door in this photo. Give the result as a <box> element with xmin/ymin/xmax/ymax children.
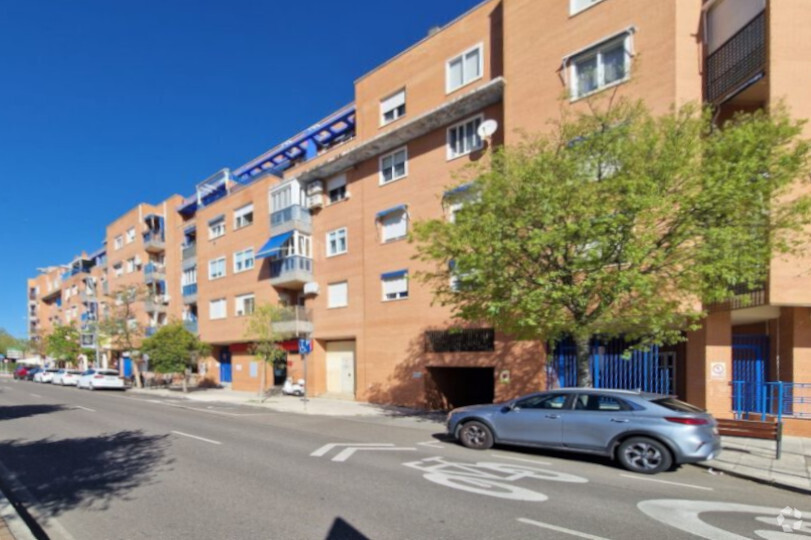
<box><xmin>326</xmin><ymin>341</ymin><xmax>355</xmax><ymax>398</ymax></box>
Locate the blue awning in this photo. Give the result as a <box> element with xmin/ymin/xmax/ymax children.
<box><xmin>184</xmin><ymin>225</ymin><xmax>197</xmax><ymax>235</ymax></box>
<box><xmin>256</xmin><ymin>231</ymin><xmax>293</xmax><ymax>259</ymax></box>
<box><xmin>443</xmin><ymin>182</ymin><xmax>474</xmax><ymax>197</ymax></box>
<box><xmin>207</xmin><ymin>214</ymin><xmax>225</xmax><ymax>225</ymax></box>
<box><xmin>381</xmin><ymin>269</ymin><xmax>407</xmax><ymax>280</ymax></box>
<box><xmin>375</xmin><ymin>204</ymin><xmax>407</xmax><ymax>220</ymax></box>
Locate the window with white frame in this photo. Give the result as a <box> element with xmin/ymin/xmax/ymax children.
<box><xmin>568</xmin><ymin>32</ymin><xmax>632</xmax><ymax>99</ymax></box>
<box><xmin>326</xmin><ymin>228</ymin><xmax>348</xmax><ymax>257</ymax></box>
<box><xmin>208</xmin><ymin>257</ymin><xmax>226</xmax><ymax>280</ymax></box>
<box><xmin>208</xmin><ymin>216</ymin><xmax>226</xmax><ymax>239</ymax></box>
<box><xmin>379</xmin><ymin>207</ymin><xmax>408</xmax><ymax>243</ymax></box>
<box><xmin>125</xmin><ymin>227</ymin><xmax>135</xmax><ymax>244</ymax></box>
<box><xmin>570</xmin><ymin>0</ymin><xmax>607</xmax><ymax>16</ymax></box>
<box><xmin>209</xmin><ymin>298</ymin><xmax>226</xmax><ymax>320</ymax></box>
<box><xmin>114</xmin><ymin>235</ymin><xmax>123</xmax><ymax>250</ymax></box>
<box><xmin>233</xmin><ymin>248</ymin><xmax>255</xmax><ymax>273</ymax></box>
<box><xmin>381</xmin><ymin>270</ymin><xmax>408</xmax><ymax>301</ymax></box>
<box><xmin>125</xmin><ymin>258</ymin><xmax>135</xmax><ymax>273</ymax></box>
<box><xmin>328</xmin><ymin>281</ymin><xmax>348</xmax><ymax>308</ymax></box>
<box><xmin>446</xmin><ymin>44</ymin><xmax>483</xmax><ymax>93</ymax></box>
<box><xmin>235</xmin><ymin>293</ymin><xmax>255</xmax><ymax>316</ymax></box>
<box><xmin>380</xmin><ymin>89</ymin><xmax>406</xmax><ymax>125</ymax></box>
<box><xmin>379</xmin><ymin>147</ymin><xmax>407</xmax><ymax>184</ymax></box>
<box><xmin>234</xmin><ymin>204</ymin><xmax>254</xmax><ymax>229</ymax></box>
<box><xmin>326</xmin><ymin>174</ymin><xmax>347</xmax><ymax>204</ymax></box>
<box><xmin>447</xmin><ymin>116</ymin><xmax>483</xmax><ymax>159</ymax></box>
<box><xmin>182</xmin><ymin>267</ymin><xmax>197</xmax><ymax>286</ymax></box>
<box><xmin>113</xmin><ymin>263</ymin><xmax>123</xmax><ymax>277</ymax></box>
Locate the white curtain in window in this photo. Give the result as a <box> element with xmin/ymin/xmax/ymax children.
<box><xmin>382</xmin><ymin>211</ymin><xmax>407</xmax><ymax>241</ymax></box>
<box><xmin>382</xmin><ymin>275</ymin><xmax>407</xmax><ymax>297</ymax></box>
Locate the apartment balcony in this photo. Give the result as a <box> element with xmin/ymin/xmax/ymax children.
<box><xmin>144</xmin><ymin>296</ymin><xmax>168</xmax><ymax>313</ymax></box>
<box><xmin>102</xmin><ymin>281</ymin><xmax>109</xmax><ymax>296</ymax></box>
<box><xmin>705</xmin><ymin>10</ymin><xmax>766</xmax><ymax>105</ymax></box>
<box><xmin>274</xmin><ymin>306</ymin><xmax>313</xmax><ymax>337</ymax></box>
<box><xmin>143</xmin><ymin>231</ymin><xmax>166</xmax><ymax>253</ymax></box>
<box><xmin>270</xmin><ymin>205</ymin><xmax>312</xmax><ymax>235</ymax></box>
<box><xmin>183</xmin><ymin>320</ymin><xmax>198</xmax><ymax>334</ymax></box>
<box><xmin>182</xmin><ymin>283</ymin><xmax>198</xmax><ymax>305</ymax></box>
<box><xmin>144</xmin><ymin>263</ymin><xmax>166</xmax><ymax>283</ymax></box>
<box><xmin>80</xmin><ymin>290</ymin><xmax>98</xmax><ymax>303</ymax></box>
<box><xmin>29</xmin><ymin>290</ymin><xmax>37</xmax><ymax>300</ymax></box>
<box><xmin>181</xmin><ymin>243</ymin><xmax>197</xmax><ymax>271</ymax></box>
<box><xmin>708</xmin><ymin>282</ymin><xmax>781</xmax><ymax>324</ymax></box>
<box><xmin>268</xmin><ymin>256</ymin><xmax>313</xmax><ymax>288</ymax></box>
<box><xmin>40</xmin><ymin>288</ymin><xmax>61</xmax><ymax>302</ymax></box>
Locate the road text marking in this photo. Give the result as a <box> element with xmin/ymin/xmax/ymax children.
<box><xmin>619</xmin><ymin>473</ymin><xmax>713</xmax><ymax>491</ymax></box>
<box><xmin>518</xmin><ymin>518</ymin><xmax>612</xmax><ymax>540</ymax></box>
<box><xmin>171</xmin><ymin>431</ymin><xmax>222</xmax><ymax>445</ymax></box>
<box><xmin>488</xmin><ymin>454</ymin><xmax>551</xmax><ymax>466</ymax></box>
<box><xmin>312</xmin><ymin>443</ymin><xmax>417</xmax><ymax>462</ymax></box>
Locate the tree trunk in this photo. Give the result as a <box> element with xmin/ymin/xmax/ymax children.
<box><xmin>259</xmin><ymin>359</ymin><xmax>266</xmax><ymax>399</ymax></box>
<box><xmin>574</xmin><ymin>334</ymin><xmax>593</xmax><ymax>388</ymax></box>
<box><xmin>182</xmin><ymin>373</ymin><xmax>188</xmax><ymax>393</ymax></box>
<box><xmin>132</xmin><ymin>357</ymin><xmax>143</xmax><ymax>389</ymax></box>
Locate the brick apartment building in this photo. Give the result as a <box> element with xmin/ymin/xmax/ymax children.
<box><xmin>26</xmin><ymin>0</ymin><xmax>811</xmax><ymax>434</ymax></box>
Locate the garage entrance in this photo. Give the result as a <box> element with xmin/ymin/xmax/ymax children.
<box><xmin>426</xmin><ymin>367</ymin><xmax>494</xmax><ymax>409</ymax></box>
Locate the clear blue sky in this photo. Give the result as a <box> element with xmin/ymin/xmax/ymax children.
<box><xmin>0</xmin><ymin>0</ymin><xmax>481</xmax><ymax>338</ymax></box>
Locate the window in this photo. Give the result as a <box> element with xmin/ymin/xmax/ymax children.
<box><xmin>209</xmin><ymin>298</ymin><xmax>226</xmax><ymax>320</ymax></box>
<box><xmin>234</xmin><ymin>204</ymin><xmax>254</xmax><ymax>229</ymax></box>
<box><xmin>446</xmin><ymin>44</ymin><xmax>483</xmax><ymax>93</ymax></box>
<box><xmin>326</xmin><ymin>174</ymin><xmax>347</xmax><ymax>204</ymax></box>
<box><xmin>235</xmin><ymin>294</ymin><xmax>255</xmax><ymax>316</ymax></box>
<box><xmin>113</xmin><ymin>263</ymin><xmax>123</xmax><ymax>277</ymax></box>
<box><xmin>447</xmin><ymin>116</ymin><xmax>483</xmax><ymax>159</ymax></box>
<box><xmin>125</xmin><ymin>258</ymin><xmax>135</xmax><ymax>273</ymax></box>
<box><xmin>125</xmin><ymin>227</ymin><xmax>135</xmax><ymax>244</ymax></box>
<box><xmin>381</xmin><ymin>270</ymin><xmax>408</xmax><ymax>301</ymax></box>
<box><xmin>515</xmin><ymin>394</ymin><xmax>569</xmax><ymax>410</ymax></box>
<box><xmin>233</xmin><ymin>248</ymin><xmax>255</xmax><ymax>273</ymax></box>
<box><xmin>574</xmin><ymin>394</ymin><xmax>629</xmax><ymax>411</ymax></box>
<box><xmin>570</xmin><ymin>0</ymin><xmax>607</xmax><ymax>16</ymax></box>
<box><xmin>569</xmin><ymin>32</ymin><xmax>632</xmax><ymax>99</ymax></box>
<box><xmin>380</xmin><ymin>89</ymin><xmax>406</xmax><ymax>125</ymax></box>
<box><xmin>326</xmin><ymin>228</ymin><xmax>348</xmax><ymax>257</ymax></box>
<box><xmin>114</xmin><ymin>236</ymin><xmax>123</xmax><ymax>250</ymax></box>
<box><xmin>379</xmin><ymin>147</ymin><xmax>408</xmax><ymax>184</ymax></box>
<box><xmin>380</xmin><ymin>208</ymin><xmax>408</xmax><ymax>243</ymax></box>
<box><xmin>182</xmin><ymin>267</ymin><xmax>197</xmax><ymax>286</ymax></box>
<box><xmin>208</xmin><ymin>216</ymin><xmax>226</xmax><ymax>239</ymax></box>
<box><xmin>208</xmin><ymin>257</ymin><xmax>226</xmax><ymax>280</ymax></box>
<box><xmin>328</xmin><ymin>281</ymin><xmax>348</xmax><ymax>308</ymax></box>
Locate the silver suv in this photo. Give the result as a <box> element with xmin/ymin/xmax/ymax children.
<box><xmin>446</xmin><ymin>389</ymin><xmax>721</xmax><ymax>474</ymax></box>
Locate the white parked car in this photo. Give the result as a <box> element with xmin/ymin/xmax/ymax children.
<box><xmin>77</xmin><ymin>369</ymin><xmax>125</xmax><ymax>391</ymax></box>
<box><xmin>34</xmin><ymin>368</ymin><xmax>59</xmax><ymax>383</ymax></box>
<box><xmin>52</xmin><ymin>369</ymin><xmax>83</xmax><ymax>386</ymax></box>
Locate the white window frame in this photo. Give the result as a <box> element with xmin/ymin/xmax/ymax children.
<box><xmin>125</xmin><ymin>227</ymin><xmax>135</xmax><ymax>244</ymax></box>
<box><xmin>381</xmin><ymin>272</ymin><xmax>409</xmax><ymax>302</ymax></box>
<box><xmin>234</xmin><ymin>293</ymin><xmax>255</xmax><ymax>317</ymax></box>
<box><xmin>208</xmin><ymin>217</ymin><xmax>226</xmax><ymax>240</ymax></box>
<box><xmin>380</xmin><ymin>88</ymin><xmax>406</xmax><ymax>126</ymax></box>
<box><xmin>125</xmin><ymin>258</ymin><xmax>135</xmax><ymax>274</ymax></box>
<box><xmin>380</xmin><ymin>209</ymin><xmax>408</xmax><ymax>243</ymax></box>
<box><xmin>326</xmin><ymin>174</ymin><xmax>347</xmax><ymax>204</ymax></box>
<box><xmin>568</xmin><ymin>32</ymin><xmax>633</xmax><ymax>101</ymax></box>
<box><xmin>326</xmin><ymin>228</ymin><xmax>348</xmax><ymax>257</ymax></box>
<box><xmin>447</xmin><ymin>115</ymin><xmax>484</xmax><ymax>160</ymax></box>
<box><xmin>379</xmin><ymin>147</ymin><xmax>408</xmax><ymax>185</ymax></box>
<box><xmin>233</xmin><ymin>248</ymin><xmax>255</xmax><ymax>273</ymax></box>
<box><xmin>570</xmin><ymin>0</ymin><xmax>608</xmax><ymax>16</ymax></box>
<box><xmin>209</xmin><ymin>298</ymin><xmax>226</xmax><ymax>320</ymax></box>
<box><xmin>114</xmin><ymin>235</ymin><xmax>123</xmax><ymax>250</ymax></box>
<box><xmin>208</xmin><ymin>257</ymin><xmax>226</xmax><ymax>280</ymax></box>
<box><xmin>446</xmin><ymin>43</ymin><xmax>484</xmax><ymax>94</ymax></box>
<box><xmin>234</xmin><ymin>203</ymin><xmax>254</xmax><ymax>230</ymax></box>
<box><xmin>327</xmin><ymin>281</ymin><xmax>348</xmax><ymax>309</ymax></box>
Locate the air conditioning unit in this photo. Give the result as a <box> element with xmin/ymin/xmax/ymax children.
<box><xmin>303</xmin><ymin>282</ymin><xmax>320</xmax><ymax>296</ymax></box>
<box><xmin>306</xmin><ymin>180</ymin><xmax>324</xmax><ymax>195</ymax></box>
<box><xmin>307</xmin><ymin>194</ymin><xmax>324</xmax><ymax>210</ymax></box>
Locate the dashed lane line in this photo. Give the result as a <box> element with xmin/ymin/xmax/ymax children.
<box><xmin>618</xmin><ymin>473</ymin><xmax>714</xmax><ymax>491</ymax></box>
<box><xmin>518</xmin><ymin>518</ymin><xmax>613</xmax><ymax>540</ymax></box>
<box><xmin>171</xmin><ymin>431</ymin><xmax>222</xmax><ymax>445</ymax></box>
<box><xmin>72</xmin><ymin>405</ymin><xmax>96</xmax><ymax>412</ymax></box>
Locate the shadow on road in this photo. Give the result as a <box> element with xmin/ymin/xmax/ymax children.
<box><xmin>0</xmin><ymin>430</ymin><xmax>172</xmax><ymax>517</ymax></box>
<box><xmin>0</xmin><ymin>404</ymin><xmax>67</xmax><ymax>421</ymax></box>
<box><xmin>325</xmin><ymin>517</ymin><xmax>370</xmax><ymax>540</ymax></box>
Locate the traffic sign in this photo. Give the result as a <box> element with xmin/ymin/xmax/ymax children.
<box><xmin>298</xmin><ymin>339</ymin><xmax>312</xmax><ymax>355</ymax></box>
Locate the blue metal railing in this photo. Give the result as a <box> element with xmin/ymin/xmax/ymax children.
<box><xmin>270</xmin><ymin>256</ymin><xmax>313</xmax><ymax>279</ymax></box>
<box><xmin>183</xmin><ymin>320</ymin><xmax>198</xmax><ymax>334</ymax></box>
<box><xmin>733</xmin><ymin>381</ymin><xmax>811</xmax><ymax>421</ymax></box>
<box><xmin>182</xmin><ymin>283</ymin><xmax>198</xmax><ymax>297</ymax></box>
<box><xmin>144</xmin><ymin>263</ymin><xmax>165</xmax><ymax>276</ymax></box>
<box><xmin>270</xmin><ymin>205</ymin><xmax>311</xmax><ymax>228</ymax></box>
<box><xmin>143</xmin><ymin>231</ymin><xmax>165</xmax><ymax>244</ymax></box>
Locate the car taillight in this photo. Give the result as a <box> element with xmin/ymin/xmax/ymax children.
<box><xmin>93</xmin><ymin>375</ymin><xmax>104</xmax><ymax>379</ymax></box>
<box><xmin>665</xmin><ymin>417</ymin><xmax>708</xmax><ymax>425</ymax></box>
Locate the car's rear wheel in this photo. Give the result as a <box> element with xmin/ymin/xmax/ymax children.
<box><xmin>458</xmin><ymin>421</ymin><xmax>494</xmax><ymax>450</ymax></box>
<box><xmin>617</xmin><ymin>437</ymin><xmax>672</xmax><ymax>474</ymax></box>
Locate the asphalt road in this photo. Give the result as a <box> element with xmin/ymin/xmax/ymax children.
<box><xmin>0</xmin><ymin>378</ymin><xmax>809</xmax><ymax>540</ymax></box>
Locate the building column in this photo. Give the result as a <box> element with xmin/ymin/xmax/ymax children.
<box><xmin>779</xmin><ymin>307</ymin><xmax>811</xmax><ymax>383</ymax></box>
<box><xmin>686</xmin><ymin>310</ymin><xmax>733</xmax><ymax>418</ymax></box>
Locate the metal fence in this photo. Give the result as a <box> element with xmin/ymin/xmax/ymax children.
<box><xmin>732</xmin><ymin>381</ymin><xmax>811</xmax><ymax>422</ymax></box>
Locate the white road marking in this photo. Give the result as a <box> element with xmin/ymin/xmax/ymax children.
<box><xmin>487</xmin><ymin>454</ymin><xmax>551</xmax><ymax>466</ymax></box>
<box><xmin>518</xmin><ymin>518</ymin><xmax>613</xmax><ymax>540</ymax></box>
<box><xmin>72</xmin><ymin>405</ymin><xmax>96</xmax><ymax>412</ymax></box>
<box><xmin>417</xmin><ymin>440</ymin><xmax>446</xmax><ymax>449</ymax></box>
<box><xmin>332</xmin><ymin>446</ymin><xmax>417</xmax><ymax>462</ymax></box>
<box><xmin>619</xmin><ymin>473</ymin><xmax>713</xmax><ymax>491</ymax></box>
<box><xmin>311</xmin><ymin>442</ymin><xmax>417</xmax><ymax>462</ymax></box>
<box><xmin>29</xmin><ymin>393</ymin><xmax>42</xmax><ymax>398</ymax></box>
<box><xmin>311</xmin><ymin>442</ymin><xmax>395</xmax><ymax>457</ymax></box>
<box><xmin>171</xmin><ymin>431</ymin><xmax>222</xmax><ymax>445</ymax></box>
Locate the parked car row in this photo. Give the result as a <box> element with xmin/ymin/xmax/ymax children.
<box><xmin>13</xmin><ymin>366</ymin><xmax>125</xmax><ymax>391</ymax></box>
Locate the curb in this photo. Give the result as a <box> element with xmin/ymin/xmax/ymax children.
<box><xmin>692</xmin><ymin>463</ymin><xmax>811</xmax><ymax>496</ymax></box>
<box><xmin>0</xmin><ymin>489</ymin><xmax>36</xmax><ymax>540</ymax></box>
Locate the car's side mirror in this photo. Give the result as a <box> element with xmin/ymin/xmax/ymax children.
<box><xmin>502</xmin><ymin>401</ymin><xmax>518</xmax><ymax>413</ymax></box>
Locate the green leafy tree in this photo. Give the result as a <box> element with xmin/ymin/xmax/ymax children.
<box><xmin>45</xmin><ymin>324</ymin><xmax>82</xmax><ymax>366</ymax></box>
<box><xmin>141</xmin><ymin>321</ymin><xmax>210</xmax><ymax>392</ymax></box>
<box><xmin>244</xmin><ymin>303</ymin><xmax>286</xmax><ymax>399</ymax></box>
<box><xmin>99</xmin><ymin>285</ymin><xmax>147</xmax><ymax>388</ymax></box>
<box><xmin>413</xmin><ymin>99</ymin><xmax>811</xmax><ymax>387</ymax></box>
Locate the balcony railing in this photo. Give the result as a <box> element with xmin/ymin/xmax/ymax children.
<box><xmin>144</xmin><ymin>296</ymin><xmax>168</xmax><ymax>313</ymax></box>
<box><xmin>80</xmin><ymin>290</ymin><xmax>98</xmax><ymax>303</ymax></box>
<box><xmin>705</xmin><ymin>10</ymin><xmax>766</xmax><ymax>104</ymax></box>
<box><xmin>274</xmin><ymin>306</ymin><xmax>313</xmax><ymax>336</ymax></box>
<box><xmin>270</xmin><ymin>205</ymin><xmax>312</xmax><ymax>234</ymax></box>
<box><xmin>143</xmin><ymin>231</ymin><xmax>166</xmax><ymax>252</ymax></box>
<box><xmin>182</xmin><ymin>283</ymin><xmax>198</xmax><ymax>304</ymax></box>
<box><xmin>183</xmin><ymin>320</ymin><xmax>199</xmax><ymax>334</ymax></box>
<box><xmin>708</xmin><ymin>282</ymin><xmax>767</xmax><ymax>312</ymax></box>
<box><xmin>144</xmin><ymin>263</ymin><xmax>166</xmax><ymax>282</ymax></box>
<box><xmin>269</xmin><ymin>256</ymin><xmax>313</xmax><ymax>287</ymax></box>
<box><xmin>182</xmin><ymin>243</ymin><xmax>197</xmax><ymax>261</ymax></box>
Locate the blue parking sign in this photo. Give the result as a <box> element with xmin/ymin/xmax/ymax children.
<box><xmin>298</xmin><ymin>339</ymin><xmax>312</xmax><ymax>355</ymax></box>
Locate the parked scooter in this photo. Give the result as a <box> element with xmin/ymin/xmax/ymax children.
<box><xmin>282</xmin><ymin>377</ymin><xmax>305</xmax><ymax>397</ymax></box>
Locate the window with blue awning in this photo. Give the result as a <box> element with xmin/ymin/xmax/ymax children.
<box><xmin>375</xmin><ymin>204</ymin><xmax>407</xmax><ymax>220</ymax></box>
<box><xmin>380</xmin><ymin>269</ymin><xmax>408</xmax><ymax>280</ymax></box>
<box><xmin>256</xmin><ymin>231</ymin><xmax>294</xmax><ymax>259</ymax></box>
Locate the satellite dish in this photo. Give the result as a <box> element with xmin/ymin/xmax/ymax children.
<box><xmin>477</xmin><ymin>119</ymin><xmax>498</xmax><ymax>139</ymax></box>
